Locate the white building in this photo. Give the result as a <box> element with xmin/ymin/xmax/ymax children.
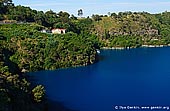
<box><xmin>52</xmin><ymin>28</ymin><xmax>66</xmax><ymax>34</ymax></box>
<box><xmin>41</xmin><ymin>29</ymin><xmax>47</xmax><ymax>33</ymax></box>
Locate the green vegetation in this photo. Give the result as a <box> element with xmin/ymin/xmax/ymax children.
<box><xmin>1</xmin><ymin>0</ymin><xmax>170</xmax><ymax>110</ymax></box>
<box><xmin>0</xmin><ymin>21</ymin><xmax>99</xmax><ymax>111</ymax></box>
<box><xmin>2</xmin><ymin>0</ymin><xmax>170</xmax><ymax>49</ymax></box>
<box><xmin>32</xmin><ymin>85</ymin><xmax>45</xmax><ymax>103</ymax></box>
<box><xmin>0</xmin><ymin>24</ymin><xmax>99</xmax><ymax>72</ymax></box>
<box><xmin>92</xmin><ymin>11</ymin><xmax>170</xmax><ymax>48</ymax></box>
<box><xmin>0</xmin><ymin>0</ymin><xmax>100</xmax><ymax>110</ymax></box>
<box><xmin>0</xmin><ymin>32</ymin><xmax>46</xmax><ymax>111</ymax></box>
<box><xmin>108</xmin><ymin>35</ymin><xmax>142</xmax><ymax>48</ymax></box>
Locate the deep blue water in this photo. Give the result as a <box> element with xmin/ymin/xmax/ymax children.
<box><xmin>29</xmin><ymin>47</ymin><xmax>170</xmax><ymax>111</ymax></box>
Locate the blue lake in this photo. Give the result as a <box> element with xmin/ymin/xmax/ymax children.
<box><xmin>29</xmin><ymin>47</ymin><xmax>170</xmax><ymax>111</ymax></box>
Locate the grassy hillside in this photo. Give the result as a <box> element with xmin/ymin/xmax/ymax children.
<box><xmin>92</xmin><ymin>12</ymin><xmax>170</xmax><ymax>48</ymax></box>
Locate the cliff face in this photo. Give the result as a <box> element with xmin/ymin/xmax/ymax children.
<box><xmin>92</xmin><ymin>12</ymin><xmax>170</xmax><ymax>47</ymax></box>
<box><xmin>93</xmin><ymin>13</ymin><xmax>161</xmax><ymax>39</ymax></box>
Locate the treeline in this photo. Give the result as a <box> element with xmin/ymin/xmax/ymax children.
<box><xmin>2</xmin><ymin>0</ymin><xmax>170</xmax><ymax>48</ymax></box>
<box><xmin>92</xmin><ymin>11</ymin><xmax>170</xmax><ymax>48</ymax></box>
<box><xmin>0</xmin><ymin>0</ymin><xmax>94</xmax><ymax>34</ymax></box>
<box><xmin>0</xmin><ymin>23</ymin><xmax>99</xmax><ymax>71</ymax></box>
<box><xmin>0</xmin><ymin>27</ymin><xmax>46</xmax><ymax>111</ymax></box>
<box><xmin>0</xmin><ymin>23</ymin><xmax>99</xmax><ymax>110</ymax></box>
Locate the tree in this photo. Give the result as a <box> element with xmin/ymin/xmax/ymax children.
<box><xmin>0</xmin><ymin>0</ymin><xmax>13</xmax><ymax>14</ymax></box>
<box><xmin>108</xmin><ymin>12</ymin><xmax>111</xmax><ymax>16</ymax></box>
<box><xmin>70</xmin><ymin>14</ymin><xmax>77</xmax><ymax>20</ymax></box>
<box><xmin>45</xmin><ymin>10</ymin><xmax>58</xmax><ymax>26</ymax></box>
<box><xmin>111</xmin><ymin>13</ymin><xmax>117</xmax><ymax>18</ymax></box>
<box><xmin>78</xmin><ymin>9</ymin><xmax>83</xmax><ymax>17</ymax></box>
<box><xmin>32</xmin><ymin>85</ymin><xmax>45</xmax><ymax>103</ymax></box>
<box><xmin>57</xmin><ymin>11</ymin><xmax>70</xmax><ymax>23</ymax></box>
<box><xmin>92</xmin><ymin>14</ymin><xmax>102</xmax><ymax>21</ymax></box>
<box><xmin>0</xmin><ymin>0</ymin><xmax>13</xmax><ymax>6</ymax></box>
<box><xmin>34</xmin><ymin>11</ymin><xmax>46</xmax><ymax>25</ymax></box>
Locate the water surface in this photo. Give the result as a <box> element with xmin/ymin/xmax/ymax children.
<box><xmin>30</xmin><ymin>47</ymin><xmax>170</xmax><ymax>111</ymax></box>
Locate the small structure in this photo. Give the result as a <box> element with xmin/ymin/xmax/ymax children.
<box><xmin>52</xmin><ymin>28</ymin><xmax>66</xmax><ymax>34</ymax></box>
<box><xmin>96</xmin><ymin>49</ymin><xmax>100</xmax><ymax>54</ymax></box>
<box><xmin>40</xmin><ymin>29</ymin><xmax>51</xmax><ymax>33</ymax></box>
<box><xmin>21</xmin><ymin>68</ymin><xmax>28</xmax><ymax>73</ymax></box>
<box><xmin>41</xmin><ymin>29</ymin><xmax>47</xmax><ymax>33</ymax></box>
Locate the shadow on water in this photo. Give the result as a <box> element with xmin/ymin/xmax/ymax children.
<box><xmin>27</xmin><ymin>47</ymin><xmax>170</xmax><ymax>111</ymax></box>
<box><xmin>27</xmin><ymin>75</ymin><xmax>78</xmax><ymax>111</ymax></box>
<box><xmin>46</xmin><ymin>99</ymin><xmax>78</xmax><ymax>111</ymax></box>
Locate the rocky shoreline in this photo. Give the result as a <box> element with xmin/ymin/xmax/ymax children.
<box><xmin>141</xmin><ymin>44</ymin><xmax>170</xmax><ymax>47</ymax></box>
<box><xmin>101</xmin><ymin>44</ymin><xmax>170</xmax><ymax>50</ymax></box>
<box><xmin>102</xmin><ymin>47</ymin><xmax>126</xmax><ymax>50</ymax></box>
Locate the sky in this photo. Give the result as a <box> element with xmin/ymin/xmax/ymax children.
<box><xmin>13</xmin><ymin>0</ymin><xmax>170</xmax><ymax>17</ymax></box>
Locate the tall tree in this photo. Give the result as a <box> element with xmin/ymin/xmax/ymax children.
<box><xmin>78</xmin><ymin>9</ymin><xmax>83</xmax><ymax>17</ymax></box>
<box><xmin>92</xmin><ymin>14</ymin><xmax>102</xmax><ymax>21</ymax></box>
<box><xmin>0</xmin><ymin>0</ymin><xmax>13</xmax><ymax>6</ymax></box>
<box><xmin>0</xmin><ymin>0</ymin><xmax>13</xmax><ymax>14</ymax></box>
